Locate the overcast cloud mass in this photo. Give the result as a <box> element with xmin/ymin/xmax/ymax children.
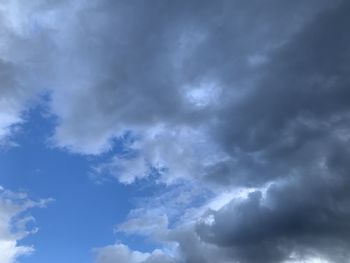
<box><xmin>1</xmin><ymin>0</ymin><xmax>350</xmax><ymax>262</ymax></box>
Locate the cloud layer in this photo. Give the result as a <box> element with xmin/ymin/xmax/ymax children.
<box><xmin>1</xmin><ymin>0</ymin><xmax>350</xmax><ymax>262</ymax></box>
<box><xmin>88</xmin><ymin>1</ymin><xmax>350</xmax><ymax>262</ymax></box>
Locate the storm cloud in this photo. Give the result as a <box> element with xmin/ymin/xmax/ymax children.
<box><xmin>91</xmin><ymin>1</ymin><xmax>350</xmax><ymax>262</ymax></box>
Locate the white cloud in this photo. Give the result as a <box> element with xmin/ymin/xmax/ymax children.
<box><xmin>117</xmin><ymin>208</ymin><xmax>168</xmax><ymax>237</ymax></box>
<box><xmin>94</xmin><ymin>155</ymin><xmax>150</xmax><ymax>185</ymax></box>
<box><xmin>285</xmin><ymin>251</ymin><xmax>331</xmax><ymax>263</ymax></box>
<box><xmin>183</xmin><ymin>79</ymin><xmax>222</xmax><ymax>108</ymax></box>
<box><xmin>0</xmin><ymin>186</ymin><xmax>51</xmax><ymax>263</ymax></box>
<box><xmin>0</xmin><ymin>240</ymin><xmax>33</xmax><ymax>263</ymax></box>
<box><xmin>94</xmin><ymin>243</ymin><xmax>176</xmax><ymax>263</ymax></box>
<box><xmin>93</xmin><ymin>124</ymin><xmax>229</xmax><ymax>185</ymax></box>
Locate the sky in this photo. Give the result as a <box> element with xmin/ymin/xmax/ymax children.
<box><xmin>0</xmin><ymin>0</ymin><xmax>350</xmax><ymax>263</ymax></box>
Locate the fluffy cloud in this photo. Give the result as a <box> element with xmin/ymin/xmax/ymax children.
<box><xmin>92</xmin><ymin>125</ymin><xmax>227</xmax><ymax>184</ymax></box>
<box><xmin>0</xmin><ymin>186</ymin><xmax>50</xmax><ymax>263</ymax></box>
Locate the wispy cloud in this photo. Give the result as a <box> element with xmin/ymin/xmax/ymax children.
<box><xmin>0</xmin><ymin>186</ymin><xmax>51</xmax><ymax>263</ymax></box>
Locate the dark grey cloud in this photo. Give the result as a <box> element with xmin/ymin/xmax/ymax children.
<box><xmin>50</xmin><ymin>0</ymin><xmax>332</xmax><ymax>154</ymax></box>
<box><xmin>191</xmin><ymin>2</ymin><xmax>350</xmax><ymax>261</ymax></box>
<box><xmin>206</xmin><ymin>0</ymin><xmax>350</xmax><ymax>186</ymax></box>
<box><xmin>197</xmin><ymin>170</ymin><xmax>350</xmax><ymax>262</ymax></box>
<box><xmin>66</xmin><ymin>0</ymin><xmax>350</xmax><ymax>262</ymax></box>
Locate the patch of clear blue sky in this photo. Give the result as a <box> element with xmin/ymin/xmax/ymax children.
<box><xmin>0</xmin><ymin>104</ymin><xmax>158</xmax><ymax>263</ymax></box>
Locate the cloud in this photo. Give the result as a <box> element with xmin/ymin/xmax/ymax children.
<box><xmin>0</xmin><ymin>0</ymin><xmax>62</xmax><ymax>145</ymax></box>
<box><xmin>45</xmin><ymin>0</ymin><xmax>349</xmax><ymax>192</ymax></box>
<box><xmin>1</xmin><ymin>0</ymin><xmax>350</xmax><ymax>262</ymax></box>
<box><xmin>48</xmin><ymin>0</ymin><xmax>332</xmax><ymax>155</ymax></box>
<box><xmin>117</xmin><ymin>208</ymin><xmax>169</xmax><ymax>237</ymax></box>
<box><xmin>94</xmin><ymin>243</ymin><xmax>176</xmax><ymax>263</ymax></box>
<box><xmin>205</xmin><ymin>0</ymin><xmax>350</xmax><ymax>186</ymax></box>
<box><xmin>92</xmin><ymin>125</ymin><xmax>227</xmax><ymax>184</ymax></box>
<box><xmin>197</xmin><ymin>173</ymin><xmax>350</xmax><ymax>262</ymax></box>
<box><xmin>82</xmin><ymin>1</ymin><xmax>350</xmax><ymax>262</ymax></box>
<box><xmin>0</xmin><ymin>186</ymin><xmax>51</xmax><ymax>263</ymax></box>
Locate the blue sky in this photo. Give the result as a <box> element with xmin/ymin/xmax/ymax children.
<box><xmin>1</xmin><ymin>104</ymin><xmax>168</xmax><ymax>262</ymax></box>
<box><xmin>0</xmin><ymin>106</ymin><xmax>134</xmax><ymax>262</ymax></box>
<box><xmin>1</xmin><ymin>1</ymin><xmax>350</xmax><ymax>263</ymax></box>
